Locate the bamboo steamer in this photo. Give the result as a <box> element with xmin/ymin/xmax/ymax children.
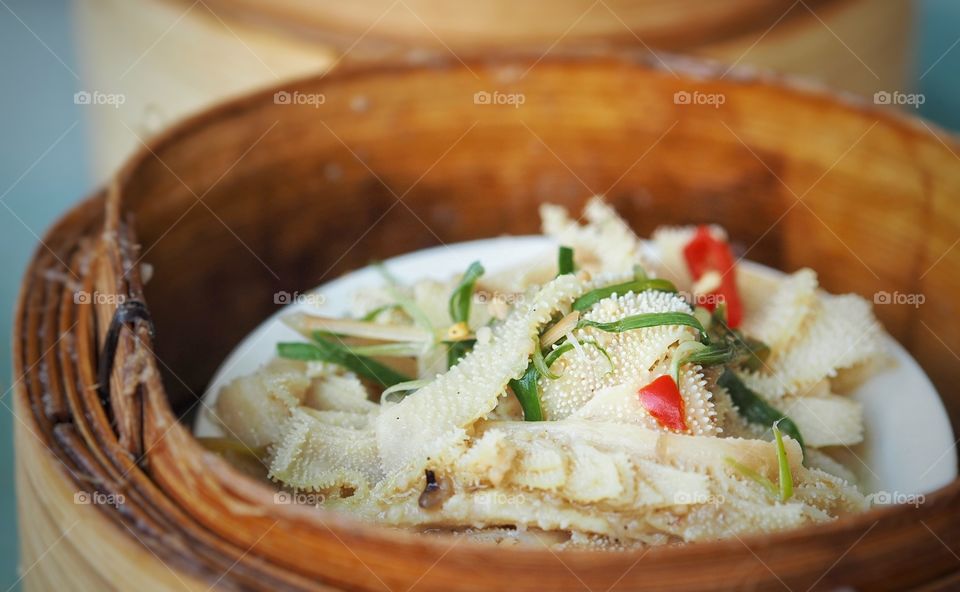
<box><xmin>15</xmin><ymin>51</ymin><xmax>960</xmax><ymax>591</ymax></box>
<box><xmin>72</xmin><ymin>0</ymin><xmax>913</xmax><ymax>183</ymax></box>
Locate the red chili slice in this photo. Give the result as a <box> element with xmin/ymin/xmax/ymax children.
<box><xmin>682</xmin><ymin>225</ymin><xmax>743</xmax><ymax>328</ymax></box>
<box><xmin>638</xmin><ymin>375</ymin><xmax>688</xmax><ymax>432</ymax></box>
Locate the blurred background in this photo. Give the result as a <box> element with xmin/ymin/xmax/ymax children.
<box><xmin>1</xmin><ymin>0</ymin><xmax>958</xmax><ymax>588</ymax></box>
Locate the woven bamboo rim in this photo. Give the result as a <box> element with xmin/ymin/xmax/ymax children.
<box><xmin>14</xmin><ymin>50</ymin><xmax>960</xmax><ymax>590</ymax></box>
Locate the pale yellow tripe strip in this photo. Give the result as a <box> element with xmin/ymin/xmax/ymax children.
<box><xmin>374</xmin><ymin>273</ymin><xmax>585</xmax><ymax>481</ymax></box>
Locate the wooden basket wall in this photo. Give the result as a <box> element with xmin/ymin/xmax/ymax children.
<box><xmin>73</xmin><ymin>0</ymin><xmax>912</xmax><ymax>183</ymax></box>
<box><xmin>14</xmin><ymin>51</ymin><xmax>960</xmax><ymax>591</ymax></box>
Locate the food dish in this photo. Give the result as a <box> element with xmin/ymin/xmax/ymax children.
<box><xmin>196</xmin><ymin>198</ymin><xmax>955</xmax><ymax>548</ymax></box>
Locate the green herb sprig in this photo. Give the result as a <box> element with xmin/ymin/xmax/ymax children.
<box><xmin>373</xmin><ymin>262</ymin><xmax>434</xmax><ymax>334</ymax></box>
<box><xmin>277</xmin><ymin>333</ymin><xmax>411</xmax><ymax>387</ymax></box>
<box><xmin>508</xmin><ymin>364</ymin><xmax>543</xmax><ymax>421</ymax></box>
<box><xmin>577</xmin><ymin>311</ymin><xmax>709</xmax><ymax>342</ymax></box>
<box><xmin>723</xmin><ymin>420</ymin><xmax>795</xmax><ymax>503</ymax></box>
<box><xmin>717</xmin><ymin>369</ymin><xmax>804</xmax><ymax>451</ymax></box>
<box><xmin>572</xmin><ymin>278</ymin><xmax>677</xmax><ymax>312</ymax></box>
<box><xmin>772</xmin><ymin>421</ymin><xmax>794</xmax><ymax>501</ymax></box>
<box><xmin>557</xmin><ymin>246</ymin><xmax>575</xmax><ymax>276</ymax></box>
<box><xmin>449</xmin><ymin>261</ymin><xmax>484</xmax><ymax>324</ymax></box>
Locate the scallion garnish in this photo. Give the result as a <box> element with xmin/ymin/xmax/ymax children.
<box><xmin>342</xmin><ymin>341</ymin><xmax>425</xmax><ymax>357</ymax></box>
<box><xmin>511</xmin><ymin>336</ymin><xmax>616</xmax><ymax>420</ymax></box>
<box><xmin>577</xmin><ymin>311</ymin><xmax>709</xmax><ymax>342</ymax></box>
<box><xmin>739</xmin><ymin>336</ymin><xmax>771</xmax><ymax>372</ymax></box>
<box><xmin>724</xmin><ymin>457</ymin><xmax>778</xmax><ymax>498</ymax></box>
<box><xmin>373</xmin><ymin>263</ymin><xmax>434</xmax><ymax>334</ymax></box>
<box><xmin>448</xmin><ymin>261</ymin><xmax>484</xmax><ymax>324</ymax></box>
<box><xmin>543</xmin><ymin>342</ymin><xmax>575</xmax><ymax>366</ymax></box>
<box><xmin>724</xmin><ymin>421</ymin><xmax>795</xmax><ymax>503</ymax></box>
<box><xmin>361</xmin><ymin>303</ymin><xmax>402</xmax><ymax>322</ymax></box>
<box><xmin>585</xmin><ymin>339</ymin><xmax>614</xmax><ymax>371</ymax></box>
<box><xmin>442</xmin><ymin>262</ymin><xmax>486</xmax><ymax>369</ymax></box>
<box><xmin>672</xmin><ymin>333</ymin><xmax>758</xmax><ymax>383</ymax></box>
<box><xmin>772</xmin><ymin>421</ymin><xmax>794</xmax><ymax>502</ymax></box>
<box><xmin>381</xmin><ymin>378</ymin><xmax>433</xmax><ymax>402</ymax></box>
<box><xmin>683</xmin><ymin>342</ymin><xmax>740</xmax><ymax>368</ymax></box>
<box><xmin>572</xmin><ymin>278</ymin><xmax>677</xmax><ymax>312</ymax></box>
<box><xmin>671</xmin><ymin>341</ymin><xmax>706</xmax><ymax>383</ymax></box>
<box><xmin>544</xmin><ymin>339</ymin><xmax>613</xmax><ymax>372</ymax></box>
<box><xmin>277</xmin><ymin>333</ymin><xmax>411</xmax><ymax>387</ymax></box>
<box><xmin>709</xmin><ymin>310</ymin><xmax>771</xmax><ymax>372</ymax></box>
<box><xmin>532</xmin><ymin>342</ymin><xmax>559</xmax><ymax>380</ymax></box>
<box><xmin>717</xmin><ymin>369</ymin><xmax>805</xmax><ymax>452</ymax></box>
<box><xmin>508</xmin><ymin>364</ymin><xmax>543</xmax><ymax>421</ymax></box>
<box><xmin>557</xmin><ymin>246</ymin><xmax>575</xmax><ymax>276</ymax></box>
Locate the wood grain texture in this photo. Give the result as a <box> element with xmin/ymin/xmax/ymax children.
<box><xmin>14</xmin><ymin>51</ymin><xmax>960</xmax><ymax>591</ymax></box>
<box><xmin>73</xmin><ymin>0</ymin><xmax>912</xmax><ymax>182</ymax></box>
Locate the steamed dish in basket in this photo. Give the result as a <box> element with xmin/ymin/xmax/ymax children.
<box><xmin>201</xmin><ymin>198</ymin><xmax>898</xmax><ymax>547</ymax></box>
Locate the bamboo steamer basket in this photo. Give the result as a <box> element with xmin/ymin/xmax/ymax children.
<box><xmin>72</xmin><ymin>0</ymin><xmax>913</xmax><ymax>183</ymax></box>
<box><xmin>15</xmin><ymin>51</ymin><xmax>960</xmax><ymax>591</ymax></box>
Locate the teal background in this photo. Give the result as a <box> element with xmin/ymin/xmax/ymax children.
<box><xmin>0</xmin><ymin>0</ymin><xmax>958</xmax><ymax>589</ymax></box>
<box><xmin>1</xmin><ymin>1</ymin><xmax>90</xmax><ymax>590</ymax></box>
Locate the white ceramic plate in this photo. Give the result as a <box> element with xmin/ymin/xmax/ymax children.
<box><xmin>196</xmin><ymin>236</ymin><xmax>957</xmax><ymax>498</ymax></box>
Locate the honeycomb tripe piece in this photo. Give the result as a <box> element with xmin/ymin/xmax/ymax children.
<box><xmin>374</xmin><ymin>273</ymin><xmax>586</xmax><ymax>482</ymax></box>
<box><xmin>369</xmin><ymin>419</ymin><xmax>866</xmax><ymax>543</ymax></box>
<box><xmin>740</xmin><ymin>268</ymin><xmax>819</xmax><ymax>358</ymax></box>
<box><xmin>269</xmin><ymin>407</ymin><xmax>382</xmax><ymax>495</ymax></box>
<box><xmin>215</xmin><ymin>358</ymin><xmax>310</xmax><ymax>449</ymax></box>
<box><xmin>540</xmin><ymin>197</ymin><xmax>649</xmax><ymax>275</ymax></box>
<box><xmin>741</xmin><ymin>292</ymin><xmax>887</xmax><ymax>399</ymax></box>
<box><xmin>540</xmin><ymin>289</ymin><xmax>717</xmax><ymax>435</ymax></box>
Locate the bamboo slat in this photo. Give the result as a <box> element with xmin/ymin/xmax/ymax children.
<box><xmin>15</xmin><ymin>51</ymin><xmax>960</xmax><ymax>591</ymax></box>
